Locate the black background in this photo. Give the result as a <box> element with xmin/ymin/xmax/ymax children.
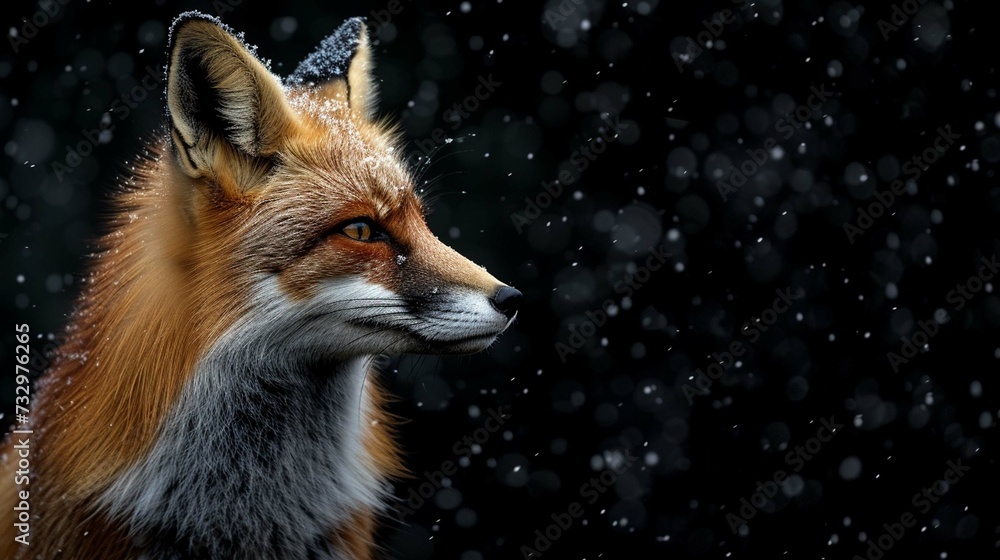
<box><xmin>2</xmin><ymin>0</ymin><xmax>1000</xmax><ymax>558</ymax></box>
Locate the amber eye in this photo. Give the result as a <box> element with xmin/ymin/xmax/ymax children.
<box><xmin>342</xmin><ymin>221</ymin><xmax>373</xmax><ymax>241</ymax></box>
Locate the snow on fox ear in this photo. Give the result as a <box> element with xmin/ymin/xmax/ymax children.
<box><xmin>288</xmin><ymin>17</ymin><xmax>377</xmax><ymax>120</ymax></box>
<box><xmin>167</xmin><ymin>12</ymin><xmax>296</xmax><ymax>179</ymax></box>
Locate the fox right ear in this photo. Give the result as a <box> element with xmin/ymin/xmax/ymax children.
<box><xmin>167</xmin><ymin>12</ymin><xmax>296</xmax><ymax>181</ymax></box>
<box><xmin>288</xmin><ymin>18</ymin><xmax>377</xmax><ymax>120</ymax></box>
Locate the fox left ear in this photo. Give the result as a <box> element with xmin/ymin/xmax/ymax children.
<box><xmin>288</xmin><ymin>17</ymin><xmax>377</xmax><ymax>119</ymax></box>
<box><xmin>167</xmin><ymin>12</ymin><xmax>297</xmax><ymax>181</ymax></box>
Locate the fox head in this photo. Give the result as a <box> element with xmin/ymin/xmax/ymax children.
<box><xmin>165</xmin><ymin>13</ymin><xmax>520</xmax><ymax>359</ymax></box>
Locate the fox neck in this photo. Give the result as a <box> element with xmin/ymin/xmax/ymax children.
<box><xmin>101</xmin><ymin>333</ymin><xmax>388</xmax><ymax>559</ymax></box>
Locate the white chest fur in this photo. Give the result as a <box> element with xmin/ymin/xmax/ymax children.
<box><xmin>100</xmin><ymin>325</ymin><xmax>383</xmax><ymax>559</ymax></box>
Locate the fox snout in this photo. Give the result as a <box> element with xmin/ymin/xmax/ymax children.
<box><xmin>388</xmin><ymin>232</ymin><xmax>522</xmax><ymax>355</ymax></box>
<box><xmin>408</xmin><ymin>281</ymin><xmax>521</xmax><ymax>355</ymax></box>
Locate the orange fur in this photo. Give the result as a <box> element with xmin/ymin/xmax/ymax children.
<box><xmin>333</xmin><ymin>508</ymin><xmax>379</xmax><ymax>560</ymax></box>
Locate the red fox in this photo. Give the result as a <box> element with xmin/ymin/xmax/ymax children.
<box><xmin>1</xmin><ymin>12</ymin><xmax>520</xmax><ymax>559</ymax></box>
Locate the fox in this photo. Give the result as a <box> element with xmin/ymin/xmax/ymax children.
<box><xmin>0</xmin><ymin>12</ymin><xmax>520</xmax><ymax>560</ymax></box>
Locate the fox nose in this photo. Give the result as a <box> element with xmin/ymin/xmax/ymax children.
<box><xmin>490</xmin><ymin>286</ymin><xmax>522</xmax><ymax>319</ymax></box>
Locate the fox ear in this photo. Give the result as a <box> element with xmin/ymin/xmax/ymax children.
<box><xmin>167</xmin><ymin>12</ymin><xmax>296</xmax><ymax>179</ymax></box>
<box><xmin>288</xmin><ymin>17</ymin><xmax>377</xmax><ymax>119</ymax></box>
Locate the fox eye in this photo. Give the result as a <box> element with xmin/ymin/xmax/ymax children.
<box><xmin>342</xmin><ymin>221</ymin><xmax>373</xmax><ymax>241</ymax></box>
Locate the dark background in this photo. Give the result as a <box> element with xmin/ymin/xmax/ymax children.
<box><xmin>2</xmin><ymin>0</ymin><xmax>999</xmax><ymax>558</ymax></box>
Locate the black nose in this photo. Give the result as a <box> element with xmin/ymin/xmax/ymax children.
<box><xmin>490</xmin><ymin>286</ymin><xmax>522</xmax><ymax>319</ymax></box>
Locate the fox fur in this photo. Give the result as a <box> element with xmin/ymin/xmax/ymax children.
<box><xmin>0</xmin><ymin>12</ymin><xmax>519</xmax><ymax>560</ymax></box>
